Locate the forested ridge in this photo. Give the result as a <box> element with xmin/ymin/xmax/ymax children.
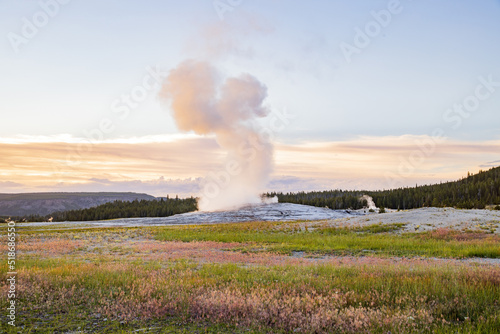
<box><xmin>269</xmin><ymin>167</ymin><xmax>500</xmax><ymax>210</ymax></box>
<box><xmin>8</xmin><ymin>196</ymin><xmax>197</xmax><ymax>222</ymax></box>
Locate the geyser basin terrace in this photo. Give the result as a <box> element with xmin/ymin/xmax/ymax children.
<box><xmin>3</xmin><ymin>207</ymin><xmax>500</xmax><ymax>333</ymax></box>
<box><xmin>16</xmin><ymin>203</ymin><xmax>361</xmax><ymax>229</ymax></box>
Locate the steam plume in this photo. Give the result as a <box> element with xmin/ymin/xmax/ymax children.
<box><xmin>361</xmin><ymin>195</ymin><xmax>377</xmax><ymax>210</ymax></box>
<box><xmin>160</xmin><ymin>60</ymin><xmax>273</xmax><ymax>211</ymax></box>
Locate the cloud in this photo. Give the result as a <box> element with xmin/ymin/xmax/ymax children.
<box><xmin>33</xmin><ymin>177</ymin><xmax>202</xmax><ymax>198</ymax></box>
<box><xmin>479</xmin><ymin>160</ymin><xmax>500</xmax><ymax>168</ymax></box>
<box><xmin>0</xmin><ymin>136</ymin><xmax>222</xmax><ymax>182</ymax></box>
<box><xmin>1</xmin><ymin>135</ymin><xmax>499</xmax><ymax>195</ymax></box>
<box><xmin>0</xmin><ymin>181</ymin><xmax>25</xmax><ymax>192</ymax></box>
<box><xmin>185</xmin><ymin>12</ymin><xmax>273</xmax><ymax>61</ymax></box>
<box><xmin>2</xmin><ymin>173</ymin><xmax>457</xmax><ymax>198</ymax></box>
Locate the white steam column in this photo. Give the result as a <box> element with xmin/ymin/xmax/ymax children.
<box><xmin>160</xmin><ymin>60</ymin><xmax>273</xmax><ymax>211</ymax></box>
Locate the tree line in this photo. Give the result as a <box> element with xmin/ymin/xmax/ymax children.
<box><xmin>9</xmin><ymin>196</ymin><xmax>198</xmax><ymax>222</ymax></box>
<box><xmin>268</xmin><ymin>167</ymin><xmax>500</xmax><ymax>210</ymax></box>
<box><xmin>267</xmin><ymin>190</ymin><xmax>369</xmax><ymax>210</ymax></box>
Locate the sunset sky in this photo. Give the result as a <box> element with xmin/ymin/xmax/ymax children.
<box><xmin>1</xmin><ymin>0</ymin><xmax>500</xmax><ymax>197</ymax></box>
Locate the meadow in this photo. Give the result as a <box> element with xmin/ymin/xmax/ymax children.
<box><xmin>1</xmin><ymin>220</ymin><xmax>499</xmax><ymax>333</ymax></box>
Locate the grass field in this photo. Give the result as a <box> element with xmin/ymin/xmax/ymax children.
<box><xmin>156</xmin><ymin>220</ymin><xmax>500</xmax><ymax>258</ymax></box>
<box><xmin>1</xmin><ymin>220</ymin><xmax>499</xmax><ymax>333</ymax></box>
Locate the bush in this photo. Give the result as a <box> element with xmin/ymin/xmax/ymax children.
<box><xmin>368</xmin><ymin>209</ymin><xmax>375</xmax><ymax>213</ymax></box>
<box><xmin>379</xmin><ymin>207</ymin><xmax>386</xmax><ymax>214</ymax></box>
<box><xmin>494</xmin><ymin>205</ymin><xmax>500</xmax><ymax>211</ymax></box>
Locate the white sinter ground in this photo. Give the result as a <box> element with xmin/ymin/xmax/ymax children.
<box><xmin>18</xmin><ymin>203</ymin><xmax>500</xmax><ymax>234</ymax></box>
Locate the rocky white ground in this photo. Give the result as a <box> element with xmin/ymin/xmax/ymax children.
<box><xmin>18</xmin><ymin>204</ymin><xmax>500</xmax><ymax>234</ymax></box>
<box><xmin>19</xmin><ymin>203</ymin><xmax>359</xmax><ymax>228</ymax></box>
<box><xmin>345</xmin><ymin>207</ymin><xmax>500</xmax><ymax>234</ymax></box>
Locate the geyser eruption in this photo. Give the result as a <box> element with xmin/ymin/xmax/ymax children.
<box><xmin>160</xmin><ymin>60</ymin><xmax>273</xmax><ymax>211</ymax></box>
<box><xmin>361</xmin><ymin>195</ymin><xmax>377</xmax><ymax>210</ymax></box>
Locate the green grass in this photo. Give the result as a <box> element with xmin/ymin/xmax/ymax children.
<box><xmin>155</xmin><ymin>221</ymin><xmax>500</xmax><ymax>258</ymax></box>
<box><xmin>3</xmin><ymin>222</ymin><xmax>500</xmax><ymax>333</ymax></box>
<box><xmin>2</xmin><ymin>257</ymin><xmax>499</xmax><ymax>333</ymax></box>
<box><xmin>1</xmin><ymin>314</ymin><xmax>266</xmax><ymax>334</ymax></box>
<box><xmin>355</xmin><ymin>222</ymin><xmax>406</xmax><ymax>233</ymax></box>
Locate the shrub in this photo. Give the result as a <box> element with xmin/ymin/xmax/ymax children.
<box><xmin>378</xmin><ymin>207</ymin><xmax>386</xmax><ymax>214</ymax></box>
<box><xmin>494</xmin><ymin>205</ymin><xmax>500</xmax><ymax>211</ymax></box>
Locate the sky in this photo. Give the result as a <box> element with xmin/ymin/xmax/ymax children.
<box><xmin>1</xmin><ymin>0</ymin><xmax>500</xmax><ymax>197</ymax></box>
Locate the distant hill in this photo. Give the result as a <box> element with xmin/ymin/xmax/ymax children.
<box><xmin>19</xmin><ymin>197</ymin><xmax>198</xmax><ymax>222</ymax></box>
<box><xmin>0</xmin><ymin>192</ymin><xmax>156</xmax><ymax>216</ymax></box>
